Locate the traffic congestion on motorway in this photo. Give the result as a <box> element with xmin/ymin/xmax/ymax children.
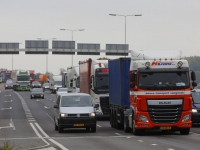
<box><xmin>0</xmin><ymin>50</ymin><xmax>200</xmax><ymax>150</ymax></box>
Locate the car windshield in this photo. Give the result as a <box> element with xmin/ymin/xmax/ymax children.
<box><xmin>61</xmin><ymin>95</ymin><xmax>93</xmax><ymax>107</ymax></box>
<box><xmin>44</xmin><ymin>83</ymin><xmax>49</xmax><ymax>86</ymax></box>
<box><xmin>191</xmin><ymin>92</ymin><xmax>200</xmax><ymax>104</ymax></box>
<box><xmin>33</xmin><ymin>81</ymin><xmax>40</xmax><ymax>84</ymax></box>
<box><xmin>6</xmin><ymin>80</ymin><xmax>13</xmax><ymax>84</ymax></box>
<box><xmin>139</xmin><ymin>72</ymin><xmax>189</xmax><ymax>90</ymax></box>
<box><xmin>55</xmin><ymin>81</ymin><xmax>62</xmax><ymax>85</ymax></box>
<box><xmin>32</xmin><ymin>88</ymin><xmax>43</xmax><ymax>92</ymax></box>
<box><xmin>58</xmin><ymin>88</ymin><xmax>67</xmax><ymax>92</ymax></box>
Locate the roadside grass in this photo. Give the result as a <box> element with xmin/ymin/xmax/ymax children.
<box><xmin>0</xmin><ymin>141</ymin><xmax>14</xmax><ymax>150</ymax></box>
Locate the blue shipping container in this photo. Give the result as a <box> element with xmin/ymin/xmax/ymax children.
<box><xmin>109</xmin><ymin>57</ymin><xmax>130</xmax><ymax>107</ymax></box>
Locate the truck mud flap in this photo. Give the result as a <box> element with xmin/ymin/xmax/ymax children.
<box><xmin>100</xmin><ymin>97</ymin><xmax>110</xmax><ymax>115</ymax></box>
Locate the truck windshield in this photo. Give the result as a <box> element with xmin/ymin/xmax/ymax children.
<box><xmin>55</xmin><ymin>81</ymin><xmax>62</xmax><ymax>85</ymax></box>
<box><xmin>139</xmin><ymin>72</ymin><xmax>189</xmax><ymax>90</ymax></box>
<box><xmin>96</xmin><ymin>76</ymin><xmax>109</xmax><ymax>88</ymax></box>
<box><xmin>61</xmin><ymin>96</ymin><xmax>93</xmax><ymax>107</ymax></box>
<box><xmin>17</xmin><ymin>76</ymin><xmax>30</xmax><ymax>81</ymax></box>
<box><xmin>30</xmin><ymin>74</ymin><xmax>35</xmax><ymax>79</ymax></box>
<box><xmin>191</xmin><ymin>92</ymin><xmax>200</xmax><ymax>104</ymax></box>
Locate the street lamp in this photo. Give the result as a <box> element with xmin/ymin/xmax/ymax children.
<box><xmin>109</xmin><ymin>14</ymin><xmax>142</xmax><ymax>44</ymax></box>
<box><xmin>60</xmin><ymin>29</ymin><xmax>85</xmax><ymax>66</ymax></box>
<box><xmin>37</xmin><ymin>38</ymin><xmax>57</xmax><ymax>73</ymax></box>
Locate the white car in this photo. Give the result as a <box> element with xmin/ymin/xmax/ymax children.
<box><xmin>56</xmin><ymin>88</ymin><xmax>68</xmax><ymax>97</ymax></box>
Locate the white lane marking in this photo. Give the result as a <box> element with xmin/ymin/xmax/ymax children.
<box><xmin>115</xmin><ymin>133</ymin><xmax>121</xmax><ymax>136</ymax></box>
<box><xmin>36</xmin><ymin>99</ymin><xmax>40</xmax><ymax>101</ymax></box>
<box><xmin>10</xmin><ymin>118</ymin><xmax>16</xmax><ymax>130</ymax></box>
<box><xmin>151</xmin><ymin>144</ymin><xmax>157</xmax><ymax>146</ymax></box>
<box><xmin>4</xmin><ymin>95</ymin><xmax>11</xmax><ymax>96</ymax></box>
<box><xmin>167</xmin><ymin>149</ymin><xmax>175</xmax><ymax>150</ymax></box>
<box><xmin>28</xmin><ymin>120</ymin><xmax>36</xmax><ymax>122</ymax></box>
<box><xmin>138</xmin><ymin>140</ymin><xmax>143</xmax><ymax>142</ymax></box>
<box><xmin>35</xmin><ymin>123</ymin><xmax>50</xmax><ymax>138</ymax></box>
<box><xmin>30</xmin><ymin>123</ymin><xmax>50</xmax><ymax>149</ymax></box>
<box><xmin>46</xmin><ymin>113</ymin><xmax>54</xmax><ymax>121</ymax></box>
<box><xmin>44</xmin><ymin>106</ymin><xmax>50</xmax><ymax>109</ymax></box>
<box><xmin>1</xmin><ymin>107</ymin><xmax>12</xmax><ymax>110</ymax></box>
<box><xmin>52</xmin><ymin>135</ymin><xmax>136</xmax><ymax>139</ymax></box>
<box><xmin>126</xmin><ymin>137</ymin><xmax>131</xmax><ymax>138</ymax></box>
<box><xmin>97</xmin><ymin>124</ymin><xmax>101</xmax><ymax>127</ymax></box>
<box><xmin>4</xmin><ymin>100</ymin><xmax>13</xmax><ymax>102</ymax></box>
<box><xmin>49</xmin><ymin>139</ymin><xmax>69</xmax><ymax>150</ymax></box>
<box><xmin>53</xmin><ymin>101</ymin><xmax>55</xmax><ymax>102</ymax></box>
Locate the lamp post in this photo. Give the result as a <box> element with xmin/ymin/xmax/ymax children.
<box><xmin>37</xmin><ymin>38</ymin><xmax>57</xmax><ymax>73</ymax></box>
<box><xmin>60</xmin><ymin>29</ymin><xmax>84</xmax><ymax>66</ymax></box>
<box><xmin>109</xmin><ymin>14</ymin><xmax>142</xmax><ymax>44</ymax></box>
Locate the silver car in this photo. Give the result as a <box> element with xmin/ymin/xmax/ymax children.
<box><xmin>56</xmin><ymin>88</ymin><xmax>68</xmax><ymax>97</ymax></box>
<box><xmin>54</xmin><ymin>93</ymin><xmax>99</xmax><ymax>133</ymax></box>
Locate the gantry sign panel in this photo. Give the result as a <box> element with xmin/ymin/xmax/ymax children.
<box><xmin>25</xmin><ymin>40</ymin><xmax>49</xmax><ymax>54</ymax></box>
<box><xmin>106</xmin><ymin>44</ymin><xmax>129</xmax><ymax>56</ymax></box>
<box><xmin>52</xmin><ymin>41</ymin><xmax>75</xmax><ymax>55</ymax></box>
<box><xmin>0</xmin><ymin>43</ymin><xmax>19</xmax><ymax>54</ymax></box>
<box><xmin>77</xmin><ymin>43</ymin><xmax>100</xmax><ymax>55</ymax></box>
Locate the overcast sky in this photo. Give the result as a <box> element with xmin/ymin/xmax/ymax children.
<box><xmin>0</xmin><ymin>0</ymin><xmax>199</xmax><ymax>74</ymax></box>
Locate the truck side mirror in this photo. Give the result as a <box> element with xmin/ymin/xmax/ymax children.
<box><xmin>191</xmin><ymin>71</ymin><xmax>196</xmax><ymax>81</ymax></box>
<box><xmin>192</xmin><ymin>82</ymin><xmax>197</xmax><ymax>88</ymax></box>
<box><xmin>130</xmin><ymin>72</ymin><xmax>135</xmax><ymax>82</ymax></box>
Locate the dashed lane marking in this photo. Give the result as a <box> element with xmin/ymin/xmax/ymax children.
<box><xmin>1</xmin><ymin>107</ymin><xmax>12</xmax><ymax>110</ymax></box>
<box><xmin>167</xmin><ymin>149</ymin><xmax>175</xmax><ymax>150</ymax></box>
<box><xmin>97</xmin><ymin>124</ymin><xmax>102</xmax><ymax>127</ymax></box>
<box><xmin>44</xmin><ymin>106</ymin><xmax>50</xmax><ymax>109</ymax></box>
<box><xmin>4</xmin><ymin>100</ymin><xmax>13</xmax><ymax>102</ymax></box>
<box><xmin>138</xmin><ymin>140</ymin><xmax>143</xmax><ymax>142</ymax></box>
<box><xmin>151</xmin><ymin>144</ymin><xmax>157</xmax><ymax>146</ymax></box>
<box><xmin>115</xmin><ymin>133</ymin><xmax>121</xmax><ymax>136</ymax></box>
<box><xmin>46</xmin><ymin>113</ymin><xmax>54</xmax><ymax>121</ymax></box>
<box><xmin>4</xmin><ymin>95</ymin><xmax>11</xmax><ymax>96</ymax></box>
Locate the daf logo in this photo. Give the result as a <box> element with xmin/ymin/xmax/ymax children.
<box><xmin>159</xmin><ymin>101</ymin><xmax>171</xmax><ymax>105</ymax></box>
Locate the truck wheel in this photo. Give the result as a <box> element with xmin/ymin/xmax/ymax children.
<box><xmin>124</xmin><ymin>116</ymin><xmax>130</xmax><ymax>133</ymax></box>
<box><xmin>30</xmin><ymin>96</ymin><xmax>32</xmax><ymax>99</ymax></box>
<box><xmin>91</xmin><ymin>125</ymin><xmax>96</xmax><ymax>132</ymax></box>
<box><xmin>132</xmin><ymin>113</ymin><xmax>144</xmax><ymax>135</ymax></box>
<box><xmin>180</xmin><ymin>128</ymin><xmax>190</xmax><ymax>135</ymax></box>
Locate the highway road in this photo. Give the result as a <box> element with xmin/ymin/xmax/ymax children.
<box><xmin>0</xmin><ymin>84</ymin><xmax>200</xmax><ymax>150</ymax></box>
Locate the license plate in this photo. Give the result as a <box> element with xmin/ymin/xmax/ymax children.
<box><xmin>161</xmin><ymin>127</ymin><xmax>171</xmax><ymax>130</ymax></box>
<box><xmin>74</xmin><ymin>124</ymin><xmax>84</xmax><ymax>127</ymax></box>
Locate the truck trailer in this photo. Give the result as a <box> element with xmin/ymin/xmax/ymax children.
<box><xmin>109</xmin><ymin>50</ymin><xmax>196</xmax><ymax>135</ymax></box>
<box><xmin>79</xmin><ymin>58</ymin><xmax>110</xmax><ymax>117</ymax></box>
<box><xmin>49</xmin><ymin>74</ymin><xmax>62</xmax><ymax>93</ymax></box>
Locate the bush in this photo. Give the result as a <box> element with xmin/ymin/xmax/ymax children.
<box><xmin>0</xmin><ymin>141</ymin><xmax>13</xmax><ymax>150</ymax></box>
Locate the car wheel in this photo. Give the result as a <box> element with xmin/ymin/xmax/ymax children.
<box><xmin>42</xmin><ymin>96</ymin><xmax>44</xmax><ymax>99</ymax></box>
<box><xmin>58</xmin><ymin>125</ymin><xmax>63</xmax><ymax>133</ymax></box>
<box><xmin>91</xmin><ymin>125</ymin><xmax>96</xmax><ymax>132</ymax></box>
<box><xmin>86</xmin><ymin>127</ymin><xmax>90</xmax><ymax>131</ymax></box>
<box><xmin>30</xmin><ymin>96</ymin><xmax>32</xmax><ymax>99</ymax></box>
<box><xmin>54</xmin><ymin>118</ymin><xmax>58</xmax><ymax>131</ymax></box>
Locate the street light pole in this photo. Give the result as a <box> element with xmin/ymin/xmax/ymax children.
<box><xmin>60</xmin><ymin>29</ymin><xmax>84</xmax><ymax>66</ymax></box>
<box><xmin>109</xmin><ymin>14</ymin><xmax>142</xmax><ymax>45</ymax></box>
<box><xmin>37</xmin><ymin>38</ymin><xmax>57</xmax><ymax>73</ymax></box>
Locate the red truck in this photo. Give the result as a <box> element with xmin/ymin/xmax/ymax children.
<box><xmin>29</xmin><ymin>70</ymin><xmax>36</xmax><ymax>84</ymax></box>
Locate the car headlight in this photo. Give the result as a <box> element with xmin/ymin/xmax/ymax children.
<box><xmin>90</xmin><ymin>113</ymin><xmax>96</xmax><ymax>117</ymax></box>
<box><xmin>39</xmin><ymin>84</ymin><xmax>41</xmax><ymax>86</ymax></box>
<box><xmin>6</xmin><ymin>85</ymin><xmax>8</xmax><ymax>87</ymax></box>
<box><xmin>60</xmin><ymin>113</ymin><xmax>66</xmax><ymax>117</ymax></box>
<box><xmin>138</xmin><ymin>115</ymin><xmax>149</xmax><ymax>122</ymax></box>
<box><xmin>41</xmin><ymin>95</ymin><xmax>43</xmax><ymax>97</ymax></box>
<box><xmin>54</xmin><ymin>87</ymin><xmax>57</xmax><ymax>89</ymax></box>
<box><xmin>192</xmin><ymin>109</ymin><xmax>198</xmax><ymax>113</ymax></box>
<box><xmin>32</xmin><ymin>95</ymin><xmax>34</xmax><ymax>97</ymax></box>
<box><xmin>182</xmin><ymin>114</ymin><xmax>191</xmax><ymax>122</ymax></box>
<box><xmin>32</xmin><ymin>84</ymin><xmax>34</xmax><ymax>86</ymax></box>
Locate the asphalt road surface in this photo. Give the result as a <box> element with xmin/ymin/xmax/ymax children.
<box><xmin>0</xmin><ymin>83</ymin><xmax>200</xmax><ymax>150</ymax></box>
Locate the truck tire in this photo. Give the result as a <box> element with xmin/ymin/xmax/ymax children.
<box><xmin>132</xmin><ymin>113</ymin><xmax>144</xmax><ymax>135</ymax></box>
<box><xmin>180</xmin><ymin>128</ymin><xmax>190</xmax><ymax>135</ymax></box>
<box><xmin>124</xmin><ymin>115</ymin><xmax>131</xmax><ymax>133</ymax></box>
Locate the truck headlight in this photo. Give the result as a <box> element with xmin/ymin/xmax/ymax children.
<box><xmin>138</xmin><ymin>115</ymin><xmax>149</xmax><ymax>122</ymax></box>
<box><xmin>90</xmin><ymin>113</ymin><xmax>96</xmax><ymax>117</ymax></box>
<box><xmin>182</xmin><ymin>114</ymin><xmax>191</xmax><ymax>122</ymax></box>
<box><xmin>32</xmin><ymin>95</ymin><xmax>34</xmax><ymax>97</ymax></box>
<box><xmin>5</xmin><ymin>85</ymin><xmax>8</xmax><ymax>87</ymax></box>
<box><xmin>60</xmin><ymin>113</ymin><xmax>66</xmax><ymax>117</ymax></box>
<box><xmin>192</xmin><ymin>109</ymin><xmax>197</xmax><ymax>113</ymax></box>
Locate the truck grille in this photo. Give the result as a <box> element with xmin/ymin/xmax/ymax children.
<box><xmin>100</xmin><ymin>97</ymin><xmax>110</xmax><ymax>115</ymax></box>
<box><xmin>67</xmin><ymin>114</ymin><xmax>89</xmax><ymax>118</ymax></box>
<box><xmin>147</xmin><ymin>99</ymin><xmax>183</xmax><ymax>124</ymax></box>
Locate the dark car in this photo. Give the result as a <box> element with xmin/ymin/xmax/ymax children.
<box><xmin>5</xmin><ymin>79</ymin><xmax>13</xmax><ymax>89</ymax></box>
<box><xmin>32</xmin><ymin>81</ymin><xmax>41</xmax><ymax>88</ymax></box>
<box><xmin>30</xmin><ymin>88</ymin><xmax>44</xmax><ymax>99</ymax></box>
<box><xmin>191</xmin><ymin>89</ymin><xmax>200</xmax><ymax>125</ymax></box>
